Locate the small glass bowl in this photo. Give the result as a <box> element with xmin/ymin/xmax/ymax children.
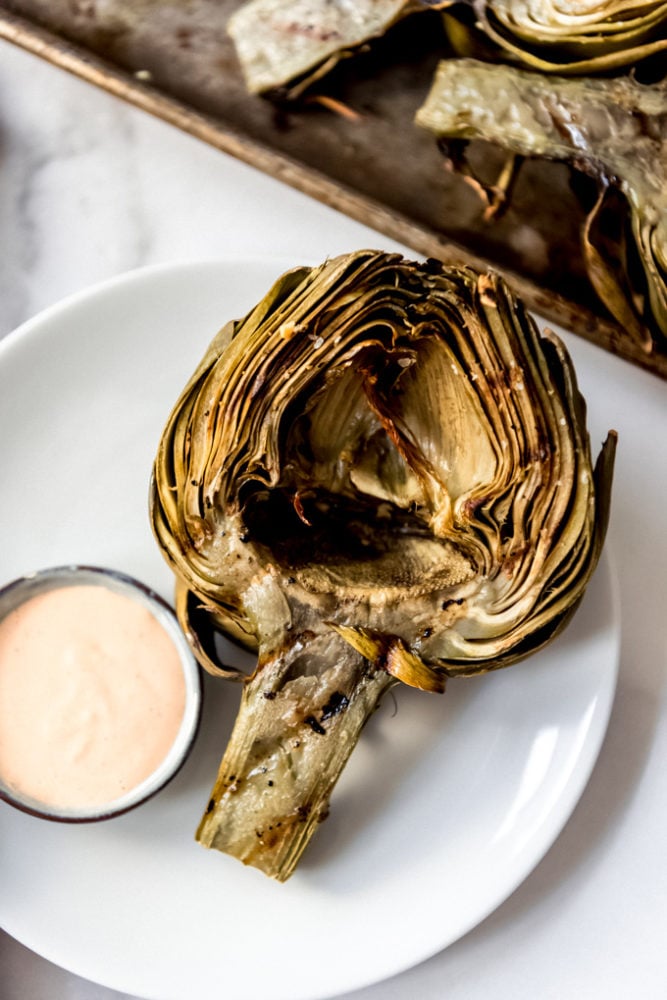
<box><xmin>0</xmin><ymin>565</ymin><xmax>202</xmax><ymax>822</ymax></box>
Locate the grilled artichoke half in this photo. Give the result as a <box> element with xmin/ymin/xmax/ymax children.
<box><xmin>444</xmin><ymin>1</ymin><xmax>667</xmax><ymax>74</ymax></box>
<box><xmin>416</xmin><ymin>59</ymin><xmax>667</xmax><ymax>354</ymax></box>
<box><xmin>228</xmin><ymin>0</ymin><xmax>449</xmax><ymax>96</ymax></box>
<box><xmin>150</xmin><ymin>250</ymin><xmax>616</xmax><ymax>881</ymax></box>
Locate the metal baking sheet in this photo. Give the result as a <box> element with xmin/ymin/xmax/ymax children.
<box><xmin>1</xmin><ymin>0</ymin><xmax>664</xmax><ymax>378</ymax></box>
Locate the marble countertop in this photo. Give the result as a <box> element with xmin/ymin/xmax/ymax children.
<box><xmin>1</xmin><ymin>38</ymin><xmax>666</xmax><ymax>1000</ymax></box>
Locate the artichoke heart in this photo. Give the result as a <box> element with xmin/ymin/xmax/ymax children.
<box><xmin>150</xmin><ymin>250</ymin><xmax>616</xmax><ymax>881</ymax></box>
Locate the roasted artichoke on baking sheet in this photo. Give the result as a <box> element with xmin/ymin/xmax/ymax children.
<box><xmin>227</xmin><ymin>2</ymin><xmax>665</xmax><ymax>357</ymax></box>
<box><xmin>150</xmin><ymin>250</ymin><xmax>615</xmax><ymax>881</ymax></box>
<box><xmin>228</xmin><ymin>0</ymin><xmax>449</xmax><ymax>97</ymax></box>
<box><xmin>416</xmin><ymin>60</ymin><xmax>667</xmax><ymax>353</ymax></box>
<box><xmin>228</xmin><ymin>0</ymin><xmax>667</xmax><ymax>97</ymax></box>
<box><xmin>443</xmin><ymin>1</ymin><xmax>667</xmax><ymax>74</ymax></box>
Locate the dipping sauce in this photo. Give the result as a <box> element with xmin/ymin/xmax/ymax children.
<box><xmin>0</xmin><ymin>582</ymin><xmax>188</xmax><ymax>812</ymax></box>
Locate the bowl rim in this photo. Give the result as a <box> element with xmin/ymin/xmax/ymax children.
<box><xmin>0</xmin><ymin>564</ymin><xmax>203</xmax><ymax>823</ymax></box>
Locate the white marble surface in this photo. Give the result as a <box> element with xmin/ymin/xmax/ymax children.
<box><xmin>1</xmin><ymin>38</ymin><xmax>666</xmax><ymax>1000</ymax></box>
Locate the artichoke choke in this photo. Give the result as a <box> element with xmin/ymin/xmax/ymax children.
<box><xmin>150</xmin><ymin>251</ymin><xmax>615</xmax><ymax>880</ymax></box>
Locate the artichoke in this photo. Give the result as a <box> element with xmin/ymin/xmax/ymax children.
<box><xmin>416</xmin><ymin>59</ymin><xmax>667</xmax><ymax>354</ymax></box>
<box><xmin>150</xmin><ymin>250</ymin><xmax>615</xmax><ymax>881</ymax></box>
<box><xmin>227</xmin><ymin>0</ymin><xmax>449</xmax><ymax>97</ymax></box>
<box><xmin>443</xmin><ymin>1</ymin><xmax>667</xmax><ymax>73</ymax></box>
<box><xmin>227</xmin><ymin>0</ymin><xmax>666</xmax><ymax>97</ymax></box>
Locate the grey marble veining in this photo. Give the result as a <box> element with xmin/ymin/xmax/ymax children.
<box><xmin>0</xmin><ymin>41</ymin><xmax>403</xmax><ymax>344</ymax></box>
<box><xmin>0</xmin><ymin>51</ymin><xmax>151</xmax><ymax>337</ymax></box>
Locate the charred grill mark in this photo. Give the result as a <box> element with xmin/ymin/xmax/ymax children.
<box><xmin>479</xmin><ymin>282</ymin><xmax>498</xmax><ymax>307</ymax></box>
<box><xmin>304</xmin><ymin>714</ymin><xmax>327</xmax><ymax>735</ymax></box>
<box><xmin>374</xmin><ymin>639</ymin><xmax>390</xmax><ymax>673</ymax></box>
<box><xmin>251</xmin><ymin>804</ymin><xmax>311</xmax><ymax>859</ymax></box>
<box><xmin>281</xmin><ymin>21</ymin><xmax>342</xmax><ymax>43</ymax></box>
<box><xmin>526</xmin><ymin>439</ymin><xmax>552</xmax><ymax>464</ymax></box>
<box><xmin>463</xmin><ymin>494</ymin><xmax>492</xmax><ymax>518</ymax></box>
<box><xmin>221</xmin><ymin>773</ymin><xmax>242</xmax><ymax>793</ymax></box>
<box><xmin>175</xmin><ymin>27</ymin><xmax>193</xmax><ymax>50</ymax></box>
<box><xmin>320</xmin><ymin>690</ymin><xmax>350</xmax><ymax>722</ymax></box>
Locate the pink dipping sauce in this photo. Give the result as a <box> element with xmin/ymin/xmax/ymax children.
<box><xmin>0</xmin><ymin>585</ymin><xmax>187</xmax><ymax>810</ymax></box>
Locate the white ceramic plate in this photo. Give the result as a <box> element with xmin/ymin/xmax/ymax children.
<box><xmin>0</xmin><ymin>260</ymin><xmax>620</xmax><ymax>1000</ymax></box>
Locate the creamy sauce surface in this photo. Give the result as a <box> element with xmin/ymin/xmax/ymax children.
<box><xmin>0</xmin><ymin>585</ymin><xmax>186</xmax><ymax>810</ymax></box>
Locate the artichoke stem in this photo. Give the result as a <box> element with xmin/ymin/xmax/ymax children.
<box><xmin>196</xmin><ymin>637</ymin><xmax>394</xmax><ymax>881</ymax></box>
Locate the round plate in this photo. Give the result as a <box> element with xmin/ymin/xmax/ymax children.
<box><xmin>0</xmin><ymin>260</ymin><xmax>620</xmax><ymax>1000</ymax></box>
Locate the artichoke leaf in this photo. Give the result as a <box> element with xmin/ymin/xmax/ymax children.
<box><xmin>228</xmin><ymin>0</ymin><xmax>451</xmax><ymax>96</ymax></box>
<box><xmin>329</xmin><ymin>625</ymin><xmax>448</xmax><ymax>692</ymax></box>
<box><xmin>582</xmin><ymin>184</ymin><xmax>653</xmax><ymax>352</ymax></box>
<box><xmin>416</xmin><ymin>59</ymin><xmax>667</xmax><ymax>354</ymax></box>
<box><xmin>150</xmin><ymin>250</ymin><xmax>615</xmax><ymax>880</ymax></box>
